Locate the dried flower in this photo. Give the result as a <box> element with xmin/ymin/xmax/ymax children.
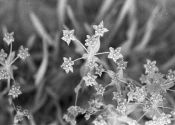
<box><xmin>108</xmin><ymin>47</ymin><xmax>123</xmax><ymax>63</ymax></box>
<box><xmin>62</xmin><ymin>30</ymin><xmax>75</xmax><ymax>45</ymax></box>
<box><xmin>8</xmin><ymin>85</ymin><xmax>22</xmax><ymax>98</ymax></box>
<box><xmin>93</xmin><ymin>21</ymin><xmax>108</xmax><ymax>37</ymax></box>
<box><xmin>83</xmin><ymin>73</ymin><xmax>97</xmax><ymax>86</ymax></box>
<box><xmin>3</xmin><ymin>32</ymin><xmax>14</xmax><ymax>45</ymax></box>
<box><xmin>18</xmin><ymin>46</ymin><xmax>30</xmax><ymax>60</ymax></box>
<box><xmin>61</xmin><ymin>57</ymin><xmax>74</xmax><ymax>73</ymax></box>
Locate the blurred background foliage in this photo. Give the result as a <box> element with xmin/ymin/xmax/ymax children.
<box><xmin>0</xmin><ymin>0</ymin><xmax>175</xmax><ymax>124</ymax></box>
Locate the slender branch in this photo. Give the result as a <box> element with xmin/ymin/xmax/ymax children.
<box><xmin>95</xmin><ymin>51</ymin><xmax>109</xmax><ymax>56</ymax></box>
<box><xmin>73</xmin><ymin>57</ymin><xmax>85</xmax><ymax>62</ymax></box>
<box><xmin>9</xmin><ymin>56</ymin><xmax>19</xmax><ymax>65</ymax></box>
<box><xmin>74</xmin><ymin>38</ymin><xmax>88</xmax><ymax>53</ymax></box>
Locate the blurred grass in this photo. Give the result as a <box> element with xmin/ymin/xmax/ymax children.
<box><xmin>0</xmin><ymin>0</ymin><xmax>175</xmax><ymax>124</ymax></box>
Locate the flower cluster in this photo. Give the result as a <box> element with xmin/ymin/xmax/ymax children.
<box><xmin>145</xmin><ymin>113</ymin><xmax>171</xmax><ymax>125</ymax></box>
<box><xmin>61</xmin><ymin>21</ymin><xmax>175</xmax><ymax>125</ymax></box>
<box><xmin>0</xmin><ymin>31</ymin><xmax>31</xmax><ymax>124</ymax></box>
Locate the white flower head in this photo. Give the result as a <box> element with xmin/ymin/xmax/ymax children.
<box><xmin>108</xmin><ymin>47</ymin><xmax>123</xmax><ymax>63</ymax></box>
<box><xmin>83</xmin><ymin>73</ymin><xmax>97</xmax><ymax>86</ymax></box>
<box><xmin>3</xmin><ymin>32</ymin><xmax>14</xmax><ymax>45</ymax></box>
<box><xmin>61</xmin><ymin>30</ymin><xmax>75</xmax><ymax>45</ymax></box>
<box><xmin>61</xmin><ymin>57</ymin><xmax>74</xmax><ymax>73</ymax></box>
<box><xmin>8</xmin><ymin>85</ymin><xmax>22</xmax><ymax>99</ymax></box>
<box><xmin>93</xmin><ymin>21</ymin><xmax>108</xmax><ymax>37</ymax></box>
<box><xmin>144</xmin><ymin>59</ymin><xmax>158</xmax><ymax>74</ymax></box>
<box><xmin>18</xmin><ymin>46</ymin><xmax>30</xmax><ymax>60</ymax></box>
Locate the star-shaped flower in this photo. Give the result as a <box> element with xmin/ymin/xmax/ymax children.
<box><xmin>8</xmin><ymin>85</ymin><xmax>22</xmax><ymax>99</ymax></box>
<box><xmin>108</xmin><ymin>47</ymin><xmax>123</xmax><ymax>63</ymax></box>
<box><xmin>93</xmin><ymin>21</ymin><xmax>108</xmax><ymax>37</ymax></box>
<box><xmin>0</xmin><ymin>69</ymin><xmax>10</xmax><ymax>80</ymax></box>
<box><xmin>94</xmin><ymin>84</ymin><xmax>105</xmax><ymax>96</ymax></box>
<box><xmin>18</xmin><ymin>46</ymin><xmax>30</xmax><ymax>60</ymax></box>
<box><xmin>144</xmin><ymin>59</ymin><xmax>158</xmax><ymax>74</ymax></box>
<box><xmin>61</xmin><ymin>57</ymin><xmax>74</xmax><ymax>73</ymax></box>
<box><xmin>83</xmin><ymin>73</ymin><xmax>97</xmax><ymax>86</ymax></box>
<box><xmin>117</xmin><ymin>59</ymin><xmax>127</xmax><ymax>70</ymax></box>
<box><xmin>3</xmin><ymin>32</ymin><xmax>14</xmax><ymax>45</ymax></box>
<box><xmin>166</xmin><ymin>70</ymin><xmax>175</xmax><ymax>81</ymax></box>
<box><xmin>61</xmin><ymin>30</ymin><xmax>75</xmax><ymax>45</ymax></box>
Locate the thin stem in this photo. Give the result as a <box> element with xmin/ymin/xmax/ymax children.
<box><xmin>0</xmin><ymin>61</ymin><xmax>5</xmax><ymax>66</ymax></box>
<box><xmin>73</xmin><ymin>57</ymin><xmax>85</xmax><ymax>62</ymax></box>
<box><xmin>10</xmin><ymin>42</ymin><xmax>12</xmax><ymax>54</ymax></box>
<box><xmin>95</xmin><ymin>51</ymin><xmax>109</xmax><ymax>56</ymax></box>
<box><xmin>167</xmin><ymin>89</ymin><xmax>175</xmax><ymax>92</ymax></box>
<box><xmin>137</xmin><ymin>111</ymin><xmax>147</xmax><ymax>122</ymax></box>
<box><xmin>74</xmin><ymin>38</ymin><xmax>88</xmax><ymax>53</ymax></box>
<box><xmin>158</xmin><ymin>106</ymin><xmax>174</xmax><ymax>110</ymax></box>
<box><xmin>10</xmin><ymin>56</ymin><xmax>19</xmax><ymax>65</ymax></box>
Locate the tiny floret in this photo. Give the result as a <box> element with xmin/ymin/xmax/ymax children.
<box><xmin>8</xmin><ymin>85</ymin><xmax>22</xmax><ymax>99</ymax></box>
<box><xmin>3</xmin><ymin>32</ymin><xmax>14</xmax><ymax>45</ymax></box>
<box><xmin>18</xmin><ymin>46</ymin><xmax>30</xmax><ymax>60</ymax></box>
<box><xmin>144</xmin><ymin>59</ymin><xmax>158</xmax><ymax>74</ymax></box>
<box><xmin>95</xmin><ymin>64</ymin><xmax>105</xmax><ymax>77</ymax></box>
<box><xmin>61</xmin><ymin>57</ymin><xmax>74</xmax><ymax>73</ymax></box>
<box><xmin>93</xmin><ymin>21</ymin><xmax>108</xmax><ymax>37</ymax></box>
<box><xmin>0</xmin><ymin>69</ymin><xmax>10</xmax><ymax>80</ymax></box>
<box><xmin>62</xmin><ymin>30</ymin><xmax>75</xmax><ymax>45</ymax></box>
<box><xmin>85</xmin><ymin>35</ymin><xmax>99</xmax><ymax>48</ymax></box>
<box><xmin>108</xmin><ymin>47</ymin><xmax>123</xmax><ymax>62</ymax></box>
<box><xmin>83</xmin><ymin>73</ymin><xmax>97</xmax><ymax>86</ymax></box>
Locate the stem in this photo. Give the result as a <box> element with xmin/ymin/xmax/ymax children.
<box><xmin>74</xmin><ymin>38</ymin><xmax>88</xmax><ymax>53</ymax></box>
<box><xmin>158</xmin><ymin>106</ymin><xmax>173</xmax><ymax>110</ymax></box>
<box><xmin>10</xmin><ymin>42</ymin><xmax>12</xmax><ymax>54</ymax></box>
<box><xmin>167</xmin><ymin>89</ymin><xmax>175</xmax><ymax>92</ymax></box>
<box><xmin>137</xmin><ymin>111</ymin><xmax>147</xmax><ymax>122</ymax></box>
<box><xmin>9</xmin><ymin>56</ymin><xmax>19</xmax><ymax>65</ymax></box>
<box><xmin>95</xmin><ymin>51</ymin><xmax>109</xmax><ymax>56</ymax></box>
<box><xmin>73</xmin><ymin>57</ymin><xmax>85</xmax><ymax>62</ymax></box>
<box><xmin>0</xmin><ymin>61</ymin><xmax>5</xmax><ymax>66</ymax></box>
